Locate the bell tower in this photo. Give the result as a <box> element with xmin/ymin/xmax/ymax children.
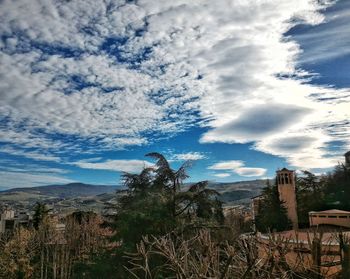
<box><xmin>277</xmin><ymin>168</ymin><xmax>298</xmax><ymax>229</ymax></box>
<box><xmin>345</xmin><ymin>151</ymin><xmax>350</xmax><ymax>169</ymax></box>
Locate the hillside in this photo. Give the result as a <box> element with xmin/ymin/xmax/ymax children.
<box><xmin>209</xmin><ymin>179</ymin><xmax>268</xmax><ymax>205</ymax></box>
<box><xmin>0</xmin><ymin>180</ymin><xmax>268</xmax><ymax>208</ymax></box>
<box><xmin>1</xmin><ymin>183</ymin><xmax>119</xmax><ymax>199</ymax></box>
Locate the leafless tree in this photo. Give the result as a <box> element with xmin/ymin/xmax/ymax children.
<box><xmin>125</xmin><ymin>229</ymin><xmax>347</xmax><ymax>279</ymax></box>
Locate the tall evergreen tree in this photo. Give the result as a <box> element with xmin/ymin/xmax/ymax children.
<box><xmin>324</xmin><ymin>164</ymin><xmax>350</xmax><ymax>210</ymax></box>
<box><xmin>32</xmin><ymin>202</ymin><xmax>49</xmax><ymax>230</ymax></box>
<box><xmin>296</xmin><ymin>170</ymin><xmax>326</xmax><ymax>227</ymax></box>
<box><xmin>255</xmin><ymin>180</ymin><xmax>291</xmax><ymax>232</ymax></box>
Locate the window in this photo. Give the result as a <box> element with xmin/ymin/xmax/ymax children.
<box><xmin>285</xmin><ymin>174</ymin><xmax>289</xmax><ymax>184</ymax></box>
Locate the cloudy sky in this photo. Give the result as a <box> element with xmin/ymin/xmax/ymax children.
<box><xmin>0</xmin><ymin>0</ymin><xmax>349</xmax><ymax>189</ymax></box>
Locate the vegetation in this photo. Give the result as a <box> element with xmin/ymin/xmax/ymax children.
<box><xmin>255</xmin><ymin>180</ymin><xmax>291</xmax><ymax>232</ymax></box>
<box><xmin>255</xmin><ymin>163</ymin><xmax>350</xmax><ymax>230</ymax></box>
<box><xmin>113</xmin><ymin>152</ymin><xmax>224</xmax><ymax>275</ymax></box>
<box><xmin>296</xmin><ymin>164</ymin><xmax>350</xmax><ymax>228</ymax></box>
<box><xmin>115</xmin><ymin>153</ymin><xmax>223</xmax><ymax>247</ymax></box>
<box><xmin>32</xmin><ymin>202</ymin><xmax>49</xmax><ymax>230</ymax></box>
<box><xmin>296</xmin><ymin>171</ymin><xmax>326</xmax><ymax>228</ymax></box>
<box><xmin>0</xmin><ymin>211</ymin><xmax>112</xmax><ymax>279</ymax></box>
<box><xmin>125</xmin><ymin>229</ymin><xmax>350</xmax><ymax>279</ymax></box>
<box><xmin>323</xmin><ymin>164</ymin><xmax>350</xmax><ymax>210</ymax></box>
<box><xmin>1</xmin><ymin>153</ymin><xmax>350</xmax><ymax>278</ymax></box>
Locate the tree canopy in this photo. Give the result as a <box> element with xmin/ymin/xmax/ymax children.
<box><xmin>115</xmin><ymin>152</ymin><xmax>224</xmax><ymax>249</ymax></box>
<box><xmin>255</xmin><ymin>180</ymin><xmax>291</xmax><ymax>232</ymax></box>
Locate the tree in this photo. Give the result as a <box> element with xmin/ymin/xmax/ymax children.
<box><xmin>324</xmin><ymin>164</ymin><xmax>350</xmax><ymax>210</ymax></box>
<box><xmin>296</xmin><ymin>171</ymin><xmax>326</xmax><ymax>227</ymax></box>
<box><xmin>67</xmin><ymin>211</ymin><xmax>114</xmax><ymax>278</ymax></box>
<box><xmin>146</xmin><ymin>152</ymin><xmax>191</xmax><ymax>218</ymax></box>
<box><xmin>295</xmin><ymin>164</ymin><xmax>350</xmax><ymax>224</ymax></box>
<box><xmin>115</xmin><ymin>152</ymin><xmax>223</xmax><ymax>249</ymax></box>
<box><xmin>146</xmin><ymin>152</ymin><xmax>221</xmax><ymax>222</ymax></box>
<box><xmin>33</xmin><ymin>202</ymin><xmax>49</xmax><ymax>230</ymax></box>
<box><xmin>0</xmin><ymin>227</ymin><xmax>38</xmax><ymax>279</ymax></box>
<box><xmin>175</xmin><ymin>180</ymin><xmax>221</xmax><ymax>223</ymax></box>
<box><xmin>255</xmin><ymin>180</ymin><xmax>291</xmax><ymax>232</ymax></box>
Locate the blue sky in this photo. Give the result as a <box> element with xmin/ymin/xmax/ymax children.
<box><xmin>0</xmin><ymin>0</ymin><xmax>349</xmax><ymax>188</ymax></box>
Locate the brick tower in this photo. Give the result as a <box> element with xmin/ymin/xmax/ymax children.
<box><xmin>277</xmin><ymin>168</ymin><xmax>298</xmax><ymax>229</ymax></box>
<box><xmin>345</xmin><ymin>151</ymin><xmax>350</xmax><ymax>169</ymax></box>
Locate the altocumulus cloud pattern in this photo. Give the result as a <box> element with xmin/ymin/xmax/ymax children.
<box><xmin>0</xmin><ymin>0</ymin><xmax>350</xmax><ymax>187</ymax></box>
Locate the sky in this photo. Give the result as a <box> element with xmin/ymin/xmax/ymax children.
<box><xmin>0</xmin><ymin>0</ymin><xmax>349</xmax><ymax>189</ymax></box>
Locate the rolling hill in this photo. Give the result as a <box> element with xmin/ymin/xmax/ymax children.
<box><xmin>0</xmin><ymin>183</ymin><xmax>119</xmax><ymax>199</ymax></box>
<box><xmin>0</xmin><ymin>180</ymin><xmax>269</xmax><ymax>207</ymax></box>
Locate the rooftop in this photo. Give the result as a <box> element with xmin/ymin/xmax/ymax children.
<box><xmin>277</xmin><ymin>167</ymin><xmax>294</xmax><ymax>173</ymax></box>
<box><xmin>309</xmin><ymin>209</ymin><xmax>350</xmax><ymax>215</ymax></box>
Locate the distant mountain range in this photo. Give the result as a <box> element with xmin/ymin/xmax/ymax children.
<box><xmin>0</xmin><ymin>180</ymin><xmax>269</xmax><ymax>206</ymax></box>
<box><xmin>208</xmin><ymin>179</ymin><xmax>269</xmax><ymax>205</ymax></box>
<box><xmin>1</xmin><ymin>183</ymin><xmax>119</xmax><ymax>199</ymax></box>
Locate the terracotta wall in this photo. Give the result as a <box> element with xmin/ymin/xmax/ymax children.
<box><xmin>309</xmin><ymin>214</ymin><xmax>350</xmax><ymax>228</ymax></box>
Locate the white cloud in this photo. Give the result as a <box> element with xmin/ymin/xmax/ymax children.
<box><xmin>208</xmin><ymin>160</ymin><xmax>244</xmax><ymax>171</ymax></box>
<box><xmin>234</xmin><ymin>167</ymin><xmax>267</xmax><ymax>177</ymax></box>
<box><xmin>253</xmin><ymin>130</ymin><xmax>342</xmax><ymax>169</ymax></box>
<box><xmin>0</xmin><ymin>146</ymin><xmax>62</xmax><ymax>162</ymax></box>
<box><xmin>0</xmin><ymin>171</ymin><xmax>74</xmax><ymax>188</ymax></box>
<box><xmin>73</xmin><ymin>159</ymin><xmax>153</xmax><ymax>173</ymax></box>
<box><xmin>213</xmin><ymin>173</ymin><xmax>231</xmax><ymax>178</ymax></box>
<box><xmin>0</xmin><ymin>0</ymin><xmax>349</xmax><ymax>171</ymax></box>
<box><xmin>294</xmin><ymin>1</ymin><xmax>350</xmax><ymax>64</ymax></box>
<box><xmin>172</xmin><ymin>152</ymin><xmax>207</xmax><ymax>161</ymax></box>
<box><xmin>0</xmin><ymin>166</ymin><xmax>68</xmax><ymax>175</ymax></box>
<box><xmin>208</xmin><ymin>160</ymin><xmax>267</xmax><ymax>177</ymax></box>
<box><xmin>0</xmin><ymin>158</ymin><xmax>71</xmax><ymax>188</ymax></box>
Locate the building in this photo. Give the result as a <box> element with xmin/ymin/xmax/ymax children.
<box><xmin>251</xmin><ymin>194</ymin><xmax>264</xmax><ymax>231</ymax></box>
<box><xmin>250</xmin><ymin>168</ymin><xmax>299</xmax><ymax>230</ymax></box>
<box><xmin>309</xmin><ymin>209</ymin><xmax>350</xmax><ymax>228</ymax></box>
<box><xmin>0</xmin><ymin>209</ymin><xmax>15</xmax><ymax>233</ymax></box>
<box><xmin>15</xmin><ymin>211</ymin><xmax>31</xmax><ymax>228</ymax></box>
<box><xmin>276</xmin><ymin>168</ymin><xmax>298</xmax><ymax>229</ymax></box>
<box><xmin>251</xmin><ymin>195</ymin><xmax>264</xmax><ymax>218</ymax></box>
<box><xmin>0</xmin><ymin>209</ymin><xmax>32</xmax><ymax>233</ymax></box>
<box><xmin>252</xmin><ymin>151</ymin><xmax>350</xmax><ymax>230</ymax></box>
<box><xmin>257</xmin><ymin>229</ymin><xmax>350</xmax><ymax>278</ymax></box>
<box><xmin>250</xmin><ymin>153</ymin><xmax>350</xmax><ymax>277</ymax></box>
<box><xmin>345</xmin><ymin>151</ymin><xmax>350</xmax><ymax>168</ymax></box>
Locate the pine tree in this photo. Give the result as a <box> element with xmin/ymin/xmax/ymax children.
<box><xmin>255</xmin><ymin>180</ymin><xmax>291</xmax><ymax>232</ymax></box>
<box><xmin>33</xmin><ymin>202</ymin><xmax>49</xmax><ymax>230</ymax></box>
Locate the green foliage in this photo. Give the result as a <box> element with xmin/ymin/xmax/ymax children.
<box><xmin>72</xmin><ymin>252</ymin><xmax>118</xmax><ymax>279</ymax></box>
<box><xmin>255</xmin><ymin>181</ymin><xmax>291</xmax><ymax>232</ymax></box>
<box><xmin>295</xmin><ymin>164</ymin><xmax>350</xmax><ymax>227</ymax></box>
<box><xmin>324</xmin><ymin>164</ymin><xmax>350</xmax><ymax>210</ymax></box>
<box><xmin>296</xmin><ymin>171</ymin><xmax>326</xmax><ymax>228</ymax></box>
<box><xmin>116</xmin><ymin>191</ymin><xmax>176</xmax><ymax>250</ymax></box>
<box><xmin>115</xmin><ymin>152</ymin><xmax>223</xmax><ymax>250</ymax></box>
<box><xmin>32</xmin><ymin>202</ymin><xmax>49</xmax><ymax>230</ymax></box>
<box><xmin>254</xmin><ymin>161</ymin><xmax>350</xmax><ymax>230</ymax></box>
